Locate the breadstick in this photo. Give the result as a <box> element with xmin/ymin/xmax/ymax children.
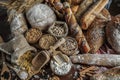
<box><xmin>64</xmin><ymin>2</ymin><xmax>90</xmax><ymax>53</ymax></box>
<box><xmin>70</xmin><ymin>54</ymin><xmax>120</xmax><ymax>67</ymax></box>
<box><xmin>81</xmin><ymin>0</ymin><xmax>109</xmax><ymax>30</ymax></box>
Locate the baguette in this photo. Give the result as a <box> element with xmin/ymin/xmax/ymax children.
<box><xmin>81</xmin><ymin>0</ymin><xmax>109</xmax><ymax>30</ymax></box>
<box><xmin>64</xmin><ymin>2</ymin><xmax>90</xmax><ymax>53</ymax></box>
<box><xmin>70</xmin><ymin>54</ymin><xmax>120</xmax><ymax>67</ymax></box>
<box><xmin>75</xmin><ymin>0</ymin><xmax>94</xmax><ymax>22</ymax></box>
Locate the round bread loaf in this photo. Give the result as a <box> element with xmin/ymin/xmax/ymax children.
<box><xmin>106</xmin><ymin>14</ymin><xmax>120</xmax><ymax>53</ymax></box>
<box><xmin>26</xmin><ymin>4</ymin><xmax>56</xmax><ymax>30</ymax></box>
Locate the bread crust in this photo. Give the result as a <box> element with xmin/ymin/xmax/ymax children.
<box><xmin>86</xmin><ymin>19</ymin><xmax>105</xmax><ymax>53</ymax></box>
<box><xmin>81</xmin><ymin>0</ymin><xmax>109</xmax><ymax>30</ymax></box>
<box><xmin>106</xmin><ymin>15</ymin><xmax>120</xmax><ymax>53</ymax></box>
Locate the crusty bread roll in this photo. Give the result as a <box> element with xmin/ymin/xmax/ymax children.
<box><xmin>106</xmin><ymin>14</ymin><xmax>120</xmax><ymax>53</ymax></box>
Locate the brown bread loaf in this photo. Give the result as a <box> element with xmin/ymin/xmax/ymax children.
<box><xmin>86</xmin><ymin>8</ymin><xmax>111</xmax><ymax>53</ymax></box>
<box><xmin>106</xmin><ymin>14</ymin><xmax>120</xmax><ymax>53</ymax></box>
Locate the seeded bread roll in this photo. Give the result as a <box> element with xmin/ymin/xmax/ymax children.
<box><xmin>106</xmin><ymin>14</ymin><xmax>120</xmax><ymax>53</ymax></box>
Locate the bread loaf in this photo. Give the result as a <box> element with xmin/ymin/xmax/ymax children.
<box><xmin>106</xmin><ymin>14</ymin><xmax>120</xmax><ymax>53</ymax></box>
<box><xmin>86</xmin><ymin>19</ymin><xmax>105</xmax><ymax>53</ymax></box>
<box><xmin>26</xmin><ymin>4</ymin><xmax>56</xmax><ymax>30</ymax></box>
<box><xmin>86</xmin><ymin>8</ymin><xmax>111</xmax><ymax>53</ymax></box>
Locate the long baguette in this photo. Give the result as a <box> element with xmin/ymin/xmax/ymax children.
<box><xmin>81</xmin><ymin>0</ymin><xmax>109</xmax><ymax>30</ymax></box>
<box><xmin>64</xmin><ymin>2</ymin><xmax>90</xmax><ymax>53</ymax></box>
<box><xmin>75</xmin><ymin>0</ymin><xmax>94</xmax><ymax>21</ymax></box>
<box><xmin>70</xmin><ymin>54</ymin><xmax>120</xmax><ymax>67</ymax></box>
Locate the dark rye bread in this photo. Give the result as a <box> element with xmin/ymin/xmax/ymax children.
<box><xmin>86</xmin><ymin>19</ymin><xmax>105</xmax><ymax>53</ymax></box>
<box><xmin>86</xmin><ymin>9</ymin><xmax>111</xmax><ymax>53</ymax></box>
